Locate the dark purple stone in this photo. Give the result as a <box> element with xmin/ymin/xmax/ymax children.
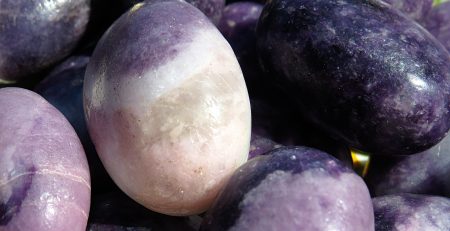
<box><xmin>366</xmin><ymin>132</ymin><xmax>450</xmax><ymax>197</ymax></box>
<box><xmin>34</xmin><ymin>56</ymin><xmax>117</xmax><ymax>195</ymax></box>
<box><xmin>201</xmin><ymin>146</ymin><xmax>373</xmax><ymax>231</ymax></box>
<box><xmin>0</xmin><ymin>0</ymin><xmax>90</xmax><ymax>84</ymax></box>
<box><xmin>257</xmin><ymin>0</ymin><xmax>450</xmax><ymax>155</ymax></box>
<box><xmin>373</xmin><ymin>194</ymin><xmax>450</xmax><ymax>231</ymax></box>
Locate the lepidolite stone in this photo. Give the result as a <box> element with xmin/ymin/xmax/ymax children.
<box><xmin>201</xmin><ymin>146</ymin><xmax>374</xmax><ymax>231</ymax></box>
<box><xmin>257</xmin><ymin>0</ymin><xmax>450</xmax><ymax>155</ymax></box>
<box><xmin>0</xmin><ymin>0</ymin><xmax>90</xmax><ymax>84</ymax></box>
<box><xmin>0</xmin><ymin>88</ymin><xmax>90</xmax><ymax>231</ymax></box>
<box><xmin>84</xmin><ymin>0</ymin><xmax>251</xmax><ymax>216</ymax></box>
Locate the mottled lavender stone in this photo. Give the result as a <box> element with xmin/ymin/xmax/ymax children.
<box><xmin>201</xmin><ymin>146</ymin><xmax>374</xmax><ymax>231</ymax></box>
<box><xmin>383</xmin><ymin>0</ymin><xmax>433</xmax><ymax>22</ymax></box>
<box><xmin>120</xmin><ymin>0</ymin><xmax>225</xmax><ymax>24</ymax></box>
<box><xmin>0</xmin><ymin>88</ymin><xmax>90</xmax><ymax>230</ymax></box>
<box><xmin>257</xmin><ymin>0</ymin><xmax>450</xmax><ymax>155</ymax></box>
<box><xmin>87</xmin><ymin>191</ymin><xmax>200</xmax><ymax>231</ymax></box>
<box><xmin>366</xmin><ymin>133</ymin><xmax>450</xmax><ymax>197</ymax></box>
<box><xmin>34</xmin><ymin>56</ymin><xmax>116</xmax><ymax>195</ymax></box>
<box><xmin>84</xmin><ymin>0</ymin><xmax>250</xmax><ymax>216</ymax></box>
<box><xmin>248</xmin><ymin>134</ymin><xmax>282</xmax><ymax>159</ymax></box>
<box><xmin>0</xmin><ymin>0</ymin><xmax>90</xmax><ymax>84</ymax></box>
<box><xmin>218</xmin><ymin>2</ymin><xmax>264</xmax><ymax>97</ymax></box>
<box><xmin>373</xmin><ymin>194</ymin><xmax>450</xmax><ymax>231</ymax></box>
<box><xmin>424</xmin><ymin>1</ymin><xmax>450</xmax><ymax>51</ymax></box>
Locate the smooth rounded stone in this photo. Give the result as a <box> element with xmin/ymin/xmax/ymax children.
<box><xmin>383</xmin><ymin>0</ymin><xmax>433</xmax><ymax>22</ymax></box>
<box><xmin>34</xmin><ymin>56</ymin><xmax>116</xmax><ymax>195</ymax></box>
<box><xmin>218</xmin><ymin>2</ymin><xmax>264</xmax><ymax>97</ymax></box>
<box><xmin>424</xmin><ymin>1</ymin><xmax>450</xmax><ymax>51</ymax></box>
<box><xmin>0</xmin><ymin>88</ymin><xmax>91</xmax><ymax>231</ymax></box>
<box><xmin>0</xmin><ymin>0</ymin><xmax>90</xmax><ymax>84</ymax></box>
<box><xmin>373</xmin><ymin>194</ymin><xmax>450</xmax><ymax>231</ymax></box>
<box><xmin>201</xmin><ymin>146</ymin><xmax>374</xmax><ymax>231</ymax></box>
<box><xmin>257</xmin><ymin>0</ymin><xmax>450</xmax><ymax>155</ymax></box>
<box><xmin>249</xmin><ymin>134</ymin><xmax>282</xmax><ymax>159</ymax></box>
<box><xmin>366</xmin><ymin>132</ymin><xmax>450</xmax><ymax>197</ymax></box>
<box><xmin>87</xmin><ymin>191</ymin><xmax>200</xmax><ymax>231</ymax></box>
<box><xmin>119</xmin><ymin>0</ymin><xmax>225</xmax><ymax>24</ymax></box>
<box><xmin>84</xmin><ymin>0</ymin><xmax>251</xmax><ymax>216</ymax></box>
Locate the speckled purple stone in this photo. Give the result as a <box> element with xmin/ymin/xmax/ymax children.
<box><xmin>257</xmin><ymin>0</ymin><xmax>450</xmax><ymax>155</ymax></box>
<box><xmin>424</xmin><ymin>1</ymin><xmax>450</xmax><ymax>51</ymax></box>
<box><xmin>0</xmin><ymin>0</ymin><xmax>90</xmax><ymax>84</ymax></box>
<box><xmin>34</xmin><ymin>56</ymin><xmax>116</xmax><ymax>195</ymax></box>
<box><xmin>201</xmin><ymin>146</ymin><xmax>374</xmax><ymax>231</ymax></box>
<box><xmin>373</xmin><ymin>194</ymin><xmax>450</xmax><ymax>231</ymax></box>
<box><xmin>366</xmin><ymin>133</ymin><xmax>450</xmax><ymax>197</ymax></box>
<box><xmin>0</xmin><ymin>88</ymin><xmax>90</xmax><ymax>231</ymax></box>
<box><xmin>383</xmin><ymin>0</ymin><xmax>433</xmax><ymax>22</ymax></box>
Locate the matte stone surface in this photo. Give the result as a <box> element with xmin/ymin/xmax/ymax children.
<box><xmin>366</xmin><ymin>132</ymin><xmax>450</xmax><ymax>197</ymax></box>
<box><xmin>34</xmin><ymin>56</ymin><xmax>116</xmax><ymax>195</ymax></box>
<box><xmin>384</xmin><ymin>0</ymin><xmax>433</xmax><ymax>22</ymax></box>
<box><xmin>257</xmin><ymin>0</ymin><xmax>450</xmax><ymax>155</ymax></box>
<box><xmin>84</xmin><ymin>0</ymin><xmax>251</xmax><ymax>216</ymax></box>
<box><xmin>373</xmin><ymin>194</ymin><xmax>450</xmax><ymax>231</ymax></box>
<box><xmin>248</xmin><ymin>134</ymin><xmax>282</xmax><ymax>159</ymax></box>
<box><xmin>0</xmin><ymin>88</ymin><xmax>90</xmax><ymax>231</ymax></box>
<box><xmin>0</xmin><ymin>0</ymin><xmax>90</xmax><ymax>83</ymax></box>
<box><xmin>201</xmin><ymin>146</ymin><xmax>374</xmax><ymax>231</ymax></box>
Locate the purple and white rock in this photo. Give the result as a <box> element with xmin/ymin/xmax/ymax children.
<box><xmin>366</xmin><ymin>132</ymin><xmax>450</xmax><ymax>197</ymax></box>
<box><xmin>0</xmin><ymin>88</ymin><xmax>91</xmax><ymax>231</ymax></box>
<box><xmin>373</xmin><ymin>194</ymin><xmax>450</xmax><ymax>231</ymax></box>
<box><xmin>0</xmin><ymin>0</ymin><xmax>90</xmax><ymax>84</ymax></box>
<box><xmin>84</xmin><ymin>0</ymin><xmax>251</xmax><ymax>216</ymax></box>
<box><xmin>34</xmin><ymin>56</ymin><xmax>116</xmax><ymax>195</ymax></box>
<box><xmin>201</xmin><ymin>146</ymin><xmax>374</xmax><ymax>231</ymax></box>
<box><xmin>257</xmin><ymin>0</ymin><xmax>450</xmax><ymax>155</ymax></box>
<box><xmin>218</xmin><ymin>2</ymin><xmax>264</xmax><ymax>97</ymax></box>
<box><xmin>120</xmin><ymin>0</ymin><xmax>225</xmax><ymax>24</ymax></box>
<box><xmin>424</xmin><ymin>1</ymin><xmax>450</xmax><ymax>51</ymax></box>
<box><xmin>383</xmin><ymin>0</ymin><xmax>433</xmax><ymax>22</ymax></box>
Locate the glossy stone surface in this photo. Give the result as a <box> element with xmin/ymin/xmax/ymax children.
<box><xmin>257</xmin><ymin>0</ymin><xmax>450</xmax><ymax>155</ymax></box>
<box><xmin>34</xmin><ymin>56</ymin><xmax>116</xmax><ymax>195</ymax></box>
<box><xmin>366</xmin><ymin>132</ymin><xmax>450</xmax><ymax>197</ymax></box>
<box><xmin>373</xmin><ymin>194</ymin><xmax>450</xmax><ymax>231</ymax></box>
<box><xmin>0</xmin><ymin>0</ymin><xmax>90</xmax><ymax>84</ymax></box>
<box><xmin>87</xmin><ymin>191</ymin><xmax>200</xmax><ymax>231</ymax></box>
<box><xmin>218</xmin><ymin>2</ymin><xmax>264</xmax><ymax>97</ymax></box>
<box><xmin>424</xmin><ymin>1</ymin><xmax>450</xmax><ymax>51</ymax></box>
<box><xmin>120</xmin><ymin>0</ymin><xmax>225</xmax><ymax>24</ymax></box>
<box><xmin>84</xmin><ymin>0</ymin><xmax>251</xmax><ymax>216</ymax></box>
<box><xmin>201</xmin><ymin>146</ymin><xmax>374</xmax><ymax>231</ymax></box>
<box><xmin>0</xmin><ymin>88</ymin><xmax>90</xmax><ymax>231</ymax></box>
<box><xmin>384</xmin><ymin>0</ymin><xmax>433</xmax><ymax>22</ymax></box>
